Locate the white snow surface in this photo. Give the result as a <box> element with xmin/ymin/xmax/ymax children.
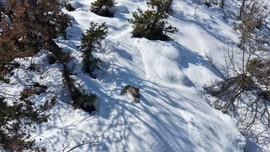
<box><xmin>0</xmin><ymin>0</ymin><xmax>252</xmax><ymax>151</ymax></box>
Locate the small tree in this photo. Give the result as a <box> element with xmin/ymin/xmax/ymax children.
<box><xmin>128</xmin><ymin>0</ymin><xmax>178</xmax><ymax>40</ymax></box>
<box><xmin>62</xmin><ymin>65</ymin><xmax>98</xmax><ymax>113</ymax></box>
<box><xmin>220</xmin><ymin>0</ymin><xmax>225</xmax><ymax>8</ymax></box>
<box><xmin>91</xmin><ymin>0</ymin><xmax>115</xmax><ymax>17</ymax></box>
<box><xmin>0</xmin><ymin>96</ymin><xmax>49</xmax><ymax>151</ymax></box>
<box><xmin>81</xmin><ymin>22</ymin><xmax>107</xmax><ymax>78</ymax></box>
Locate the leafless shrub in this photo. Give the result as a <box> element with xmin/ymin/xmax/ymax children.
<box><xmin>206</xmin><ymin>1</ymin><xmax>270</xmax><ymax>144</ymax></box>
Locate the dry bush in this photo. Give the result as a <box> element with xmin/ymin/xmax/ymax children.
<box><xmin>0</xmin><ymin>0</ymin><xmax>70</xmax><ymax>79</ymax></box>
<box><xmin>235</xmin><ymin>0</ymin><xmax>270</xmax><ymax>49</ymax></box>
<box><xmin>206</xmin><ymin>1</ymin><xmax>270</xmax><ymax>140</ymax></box>
<box><xmin>0</xmin><ymin>38</ymin><xmax>34</xmax><ymax>77</ymax></box>
<box><xmin>1</xmin><ymin>0</ymin><xmax>69</xmax><ymax>52</ymax></box>
<box><xmin>206</xmin><ymin>58</ymin><xmax>270</xmax><ymax>143</ymax></box>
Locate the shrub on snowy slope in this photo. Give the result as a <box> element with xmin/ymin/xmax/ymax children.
<box><xmin>0</xmin><ymin>39</ymin><xmax>16</xmax><ymax>77</ymax></box>
<box><xmin>0</xmin><ymin>0</ymin><xmax>69</xmax><ymax>80</ymax></box>
<box><xmin>81</xmin><ymin>22</ymin><xmax>107</xmax><ymax>78</ymax></box>
<box><xmin>207</xmin><ymin>58</ymin><xmax>270</xmax><ymax>144</ymax></box>
<box><xmin>205</xmin><ymin>0</ymin><xmax>270</xmax><ymax>147</ymax></box>
<box><xmin>1</xmin><ymin>0</ymin><xmax>69</xmax><ymax>52</ymax></box>
<box><xmin>62</xmin><ymin>65</ymin><xmax>98</xmax><ymax>113</ymax></box>
<box><xmin>128</xmin><ymin>0</ymin><xmax>178</xmax><ymax>40</ymax></box>
<box><xmin>91</xmin><ymin>0</ymin><xmax>115</xmax><ymax>17</ymax></box>
<box><xmin>0</xmin><ymin>96</ymin><xmax>52</xmax><ymax>151</ymax></box>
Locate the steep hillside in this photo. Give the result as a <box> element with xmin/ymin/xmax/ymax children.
<box><xmin>2</xmin><ymin>0</ymin><xmax>264</xmax><ymax>151</ymax></box>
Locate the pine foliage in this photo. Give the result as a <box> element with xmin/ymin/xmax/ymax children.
<box><xmin>81</xmin><ymin>22</ymin><xmax>107</xmax><ymax>78</ymax></box>
<box><xmin>91</xmin><ymin>0</ymin><xmax>115</xmax><ymax>17</ymax></box>
<box><xmin>62</xmin><ymin>65</ymin><xmax>98</xmax><ymax>113</ymax></box>
<box><xmin>129</xmin><ymin>0</ymin><xmax>178</xmax><ymax>40</ymax></box>
<box><xmin>0</xmin><ymin>97</ymin><xmax>49</xmax><ymax>151</ymax></box>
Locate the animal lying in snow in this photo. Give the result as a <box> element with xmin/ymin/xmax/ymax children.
<box><xmin>120</xmin><ymin>85</ymin><xmax>140</xmax><ymax>103</ymax></box>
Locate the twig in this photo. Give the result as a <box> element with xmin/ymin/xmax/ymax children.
<box><xmin>65</xmin><ymin>132</ymin><xmax>100</xmax><ymax>152</ymax></box>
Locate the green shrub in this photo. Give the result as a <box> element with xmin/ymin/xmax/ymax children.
<box><xmin>0</xmin><ymin>75</ymin><xmax>10</xmax><ymax>84</ymax></box>
<box><xmin>62</xmin><ymin>65</ymin><xmax>99</xmax><ymax>113</ymax></box>
<box><xmin>91</xmin><ymin>0</ymin><xmax>115</xmax><ymax>17</ymax></box>
<box><xmin>0</xmin><ymin>97</ymin><xmax>48</xmax><ymax>151</ymax></box>
<box><xmin>64</xmin><ymin>2</ymin><xmax>76</xmax><ymax>12</ymax></box>
<box><xmin>81</xmin><ymin>22</ymin><xmax>107</xmax><ymax>78</ymax></box>
<box><xmin>128</xmin><ymin>0</ymin><xmax>178</xmax><ymax>40</ymax></box>
<box><xmin>47</xmin><ymin>53</ymin><xmax>58</xmax><ymax>64</ymax></box>
<box><xmin>72</xmin><ymin>94</ymin><xmax>98</xmax><ymax>112</ymax></box>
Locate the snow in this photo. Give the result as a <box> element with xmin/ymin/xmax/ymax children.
<box><xmin>3</xmin><ymin>0</ymin><xmax>267</xmax><ymax>151</ymax></box>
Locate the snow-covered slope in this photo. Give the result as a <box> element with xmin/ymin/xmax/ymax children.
<box><xmin>0</xmin><ymin>0</ymin><xmax>250</xmax><ymax>151</ymax></box>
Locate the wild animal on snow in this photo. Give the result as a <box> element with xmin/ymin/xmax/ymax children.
<box><xmin>120</xmin><ymin>85</ymin><xmax>140</xmax><ymax>103</ymax></box>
